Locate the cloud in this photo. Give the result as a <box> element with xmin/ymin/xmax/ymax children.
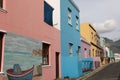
<box><xmin>93</xmin><ymin>19</ymin><xmax>117</xmax><ymax>34</ymax></box>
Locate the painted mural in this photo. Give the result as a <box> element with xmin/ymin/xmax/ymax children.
<box><xmin>4</xmin><ymin>32</ymin><xmax>42</xmax><ymax>77</ymax></box>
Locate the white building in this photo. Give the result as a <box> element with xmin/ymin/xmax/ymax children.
<box><xmin>114</xmin><ymin>53</ymin><xmax>120</xmax><ymax>62</ymax></box>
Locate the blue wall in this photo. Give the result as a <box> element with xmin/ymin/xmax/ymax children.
<box><xmin>81</xmin><ymin>58</ymin><xmax>93</xmax><ymax>75</ymax></box>
<box><xmin>60</xmin><ymin>0</ymin><xmax>81</xmax><ymax>78</ymax></box>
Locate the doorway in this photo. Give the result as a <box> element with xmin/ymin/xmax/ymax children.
<box><xmin>0</xmin><ymin>33</ymin><xmax>3</xmax><ymax>72</ymax></box>
<box><xmin>56</xmin><ymin>52</ymin><xmax>60</xmax><ymax>78</ymax></box>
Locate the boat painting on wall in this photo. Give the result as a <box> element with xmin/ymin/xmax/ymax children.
<box><xmin>4</xmin><ymin>32</ymin><xmax>42</xmax><ymax>79</ymax></box>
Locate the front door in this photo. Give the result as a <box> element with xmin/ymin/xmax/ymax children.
<box><xmin>0</xmin><ymin>33</ymin><xmax>3</xmax><ymax>72</ymax></box>
<box><xmin>56</xmin><ymin>52</ymin><xmax>59</xmax><ymax>78</ymax></box>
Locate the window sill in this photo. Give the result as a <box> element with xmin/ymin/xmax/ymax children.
<box><xmin>76</xmin><ymin>29</ymin><xmax>80</xmax><ymax>32</ymax></box>
<box><xmin>42</xmin><ymin>65</ymin><xmax>51</xmax><ymax>68</ymax></box>
<box><xmin>0</xmin><ymin>8</ymin><xmax>7</xmax><ymax>13</ymax></box>
<box><xmin>0</xmin><ymin>72</ymin><xmax>4</xmax><ymax>75</ymax></box>
<box><xmin>68</xmin><ymin>23</ymin><xmax>72</xmax><ymax>27</ymax></box>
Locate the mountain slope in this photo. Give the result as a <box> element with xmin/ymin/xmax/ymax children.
<box><xmin>104</xmin><ymin>38</ymin><xmax>120</xmax><ymax>53</ymax></box>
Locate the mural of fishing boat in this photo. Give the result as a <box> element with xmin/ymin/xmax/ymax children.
<box><xmin>6</xmin><ymin>64</ymin><xmax>34</xmax><ymax>80</ymax></box>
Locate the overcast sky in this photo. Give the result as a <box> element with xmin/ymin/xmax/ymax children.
<box><xmin>74</xmin><ymin>0</ymin><xmax>120</xmax><ymax>41</ymax></box>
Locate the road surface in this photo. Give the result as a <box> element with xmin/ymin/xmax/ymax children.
<box><xmin>86</xmin><ymin>62</ymin><xmax>120</xmax><ymax>80</ymax></box>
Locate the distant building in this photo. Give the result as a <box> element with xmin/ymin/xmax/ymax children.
<box><xmin>81</xmin><ymin>36</ymin><xmax>93</xmax><ymax>74</ymax></box>
<box><xmin>114</xmin><ymin>53</ymin><xmax>120</xmax><ymax>62</ymax></box>
<box><xmin>110</xmin><ymin>50</ymin><xmax>115</xmax><ymax>62</ymax></box>
<box><xmin>81</xmin><ymin>23</ymin><xmax>101</xmax><ymax>69</ymax></box>
<box><xmin>105</xmin><ymin>47</ymin><xmax>110</xmax><ymax>63</ymax></box>
<box><xmin>100</xmin><ymin>37</ymin><xmax>106</xmax><ymax>65</ymax></box>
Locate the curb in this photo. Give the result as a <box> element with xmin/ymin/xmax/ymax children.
<box><xmin>77</xmin><ymin>63</ymin><xmax>112</xmax><ymax>80</ymax></box>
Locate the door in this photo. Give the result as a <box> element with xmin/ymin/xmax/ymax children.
<box><xmin>0</xmin><ymin>33</ymin><xmax>3</xmax><ymax>72</ymax></box>
<box><xmin>56</xmin><ymin>52</ymin><xmax>59</xmax><ymax>78</ymax></box>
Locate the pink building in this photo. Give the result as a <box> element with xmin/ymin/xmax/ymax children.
<box><xmin>81</xmin><ymin>36</ymin><xmax>91</xmax><ymax>58</ymax></box>
<box><xmin>0</xmin><ymin>0</ymin><xmax>61</xmax><ymax>80</ymax></box>
<box><xmin>81</xmin><ymin>36</ymin><xmax>93</xmax><ymax>74</ymax></box>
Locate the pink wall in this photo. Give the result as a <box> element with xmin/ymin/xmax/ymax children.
<box><xmin>81</xmin><ymin>40</ymin><xmax>90</xmax><ymax>58</ymax></box>
<box><xmin>93</xmin><ymin>57</ymin><xmax>100</xmax><ymax>69</ymax></box>
<box><xmin>0</xmin><ymin>0</ymin><xmax>61</xmax><ymax>80</ymax></box>
<box><xmin>0</xmin><ymin>75</ymin><xmax>2</xmax><ymax>80</ymax></box>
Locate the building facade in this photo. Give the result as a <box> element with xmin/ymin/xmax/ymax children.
<box><xmin>60</xmin><ymin>0</ymin><xmax>82</xmax><ymax>78</ymax></box>
<box><xmin>105</xmin><ymin>47</ymin><xmax>110</xmax><ymax>63</ymax></box>
<box><xmin>44</xmin><ymin>0</ymin><xmax>82</xmax><ymax>78</ymax></box>
<box><xmin>114</xmin><ymin>53</ymin><xmax>120</xmax><ymax>62</ymax></box>
<box><xmin>81</xmin><ymin>36</ymin><xmax>93</xmax><ymax>75</ymax></box>
<box><xmin>0</xmin><ymin>0</ymin><xmax>60</xmax><ymax>80</ymax></box>
<box><xmin>80</xmin><ymin>23</ymin><xmax>101</xmax><ymax>69</ymax></box>
<box><xmin>100</xmin><ymin>37</ymin><xmax>106</xmax><ymax>65</ymax></box>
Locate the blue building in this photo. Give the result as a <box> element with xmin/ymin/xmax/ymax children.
<box><xmin>60</xmin><ymin>0</ymin><xmax>82</xmax><ymax>78</ymax></box>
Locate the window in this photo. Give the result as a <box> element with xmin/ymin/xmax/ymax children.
<box><xmin>96</xmin><ymin>50</ymin><xmax>97</xmax><ymax>57</ymax></box>
<box><xmin>78</xmin><ymin>46</ymin><xmax>81</xmax><ymax>60</ymax></box>
<box><xmin>84</xmin><ymin>48</ymin><xmax>87</xmax><ymax>58</ymax></box>
<box><xmin>98</xmin><ymin>50</ymin><xmax>100</xmax><ymax>57</ymax></box>
<box><xmin>44</xmin><ymin>1</ymin><xmax>53</xmax><ymax>26</ymax></box>
<box><xmin>69</xmin><ymin>43</ymin><xmax>73</xmax><ymax>56</ymax></box>
<box><xmin>91</xmin><ymin>32</ymin><xmax>93</xmax><ymax>40</ymax></box>
<box><xmin>89</xmin><ymin>50</ymin><xmax>91</xmax><ymax>57</ymax></box>
<box><xmin>0</xmin><ymin>31</ymin><xmax>6</xmax><ymax>72</ymax></box>
<box><xmin>42</xmin><ymin>43</ymin><xmax>50</xmax><ymax>65</ymax></box>
<box><xmin>76</xmin><ymin>16</ymin><xmax>79</xmax><ymax>30</ymax></box>
<box><xmin>92</xmin><ymin>49</ymin><xmax>94</xmax><ymax>57</ymax></box>
<box><xmin>0</xmin><ymin>0</ymin><xmax>3</xmax><ymax>8</ymax></box>
<box><xmin>68</xmin><ymin>8</ymin><xmax>72</xmax><ymax>25</ymax></box>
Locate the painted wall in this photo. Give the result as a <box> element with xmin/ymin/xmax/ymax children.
<box><xmin>0</xmin><ymin>0</ymin><xmax>60</xmax><ymax>80</ymax></box>
<box><xmin>105</xmin><ymin>47</ymin><xmax>110</xmax><ymax>57</ymax></box>
<box><xmin>81</xmin><ymin>58</ymin><xmax>93</xmax><ymax>74</ymax></box>
<box><xmin>80</xmin><ymin>23</ymin><xmax>91</xmax><ymax>43</ymax></box>
<box><xmin>93</xmin><ymin>57</ymin><xmax>100</xmax><ymax>69</ymax></box>
<box><xmin>114</xmin><ymin>53</ymin><xmax>120</xmax><ymax>62</ymax></box>
<box><xmin>81</xmin><ymin>37</ymin><xmax>93</xmax><ymax>74</ymax></box>
<box><xmin>100</xmin><ymin>37</ymin><xmax>106</xmax><ymax>57</ymax></box>
<box><xmin>4</xmin><ymin>32</ymin><xmax>42</xmax><ymax>75</ymax></box>
<box><xmin>60</xmin><ymin>0</ymin><xmax>81</xmax><ymax>78</ymax></box>
<box><xmin>81</xmin><ymin>38</ymin><xmax>90</xmax><ymax>58</ymax></box>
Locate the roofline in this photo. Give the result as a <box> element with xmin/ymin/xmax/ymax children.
<box><xmin>44</xmin><ymin>1</ymin><xmax>54</xmax><ymax>10</ymax></box>
<box><xmin>89</xmin><ymin>24</ymin><xmax>96</xmax><ymax>32</ymax></box>
<box><xmin>69</xmin><ymin>0</ymin><xmax>80</xmax><ymax>12</ymax></box>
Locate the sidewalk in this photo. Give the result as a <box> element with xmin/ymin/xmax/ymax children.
<box><xmin>77</xmin><ymin>63</ymin><xmax>111</xmax><ymax>80</ymax></box>
<box><xmin>0</xmin><ymin>75</ymin><xmax>2</xmax><ymax>80</ymax></box>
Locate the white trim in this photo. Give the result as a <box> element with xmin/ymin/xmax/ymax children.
<box><xmin>42</xmin><ymin>41</ymin><xmax>51</xmax><ymax>44</ymax></box>
<box><xmin>0</xmin><ymin>72</ymin><xmax>4</xmax><ymax>74</ymax></box>
<box><xmin>42</xmin><ymin>65</ymin><xmax>51</xmax><ymax>68</ymax></box>
<box><xmin>69</xmin><ymin>0</ymin><xmax>80</xmax><ymax>12</ymax></box>
<box><xmin>0</xmin><ymin>30</ymin><xmax>7</xmax><ymax>33</ymax></box>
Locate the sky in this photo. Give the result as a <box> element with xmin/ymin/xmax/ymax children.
<box><xmin>74</xmin><ymin>0</ymin><xmax>120</xmax><ymax>41</ymax></box>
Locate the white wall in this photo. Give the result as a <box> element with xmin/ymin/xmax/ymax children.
<box><xmin>105</xmin><ymin>47</ymin><xmax>110</xmax><ymax>57</ymax></box>
<box><xmin>45</xmin><ymin>0</ymin><xmax>60</xmax><ymax>30</ymax></box>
